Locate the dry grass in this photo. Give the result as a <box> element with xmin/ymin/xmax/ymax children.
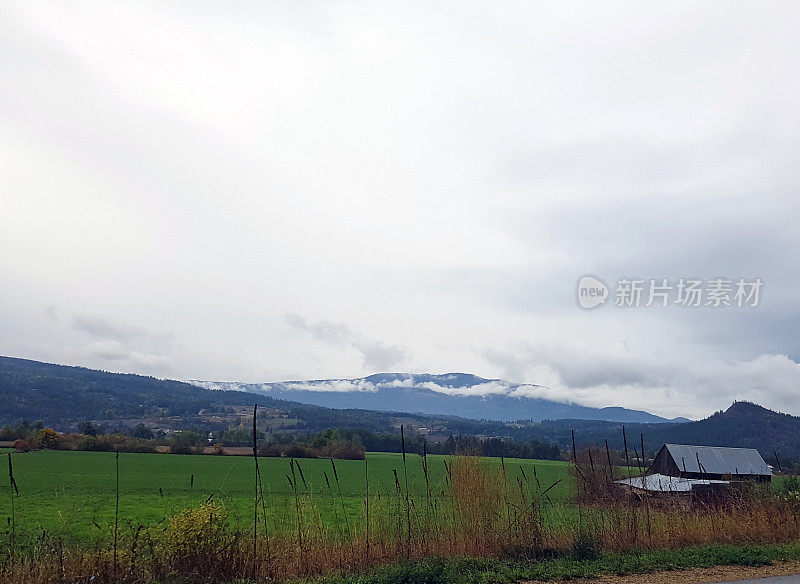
<box><xmin>570</xmin><ymin>445</ymin><xmax>800</xmax><ymax>554</ymax></box>
<box><xmin>0</xmin><ymin>452</ymin><xmax>558</xmax><ymax>583</ymax></box>
<box><xmin>3</xmin><ymin>445</ymin><xmax>800</xmax><ymax>584</ymax></box>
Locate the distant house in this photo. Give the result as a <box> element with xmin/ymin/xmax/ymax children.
<box><xmin>649</xmin><ymin>444</ymin><xmax>772</xmax><ymax>483</ymax></box>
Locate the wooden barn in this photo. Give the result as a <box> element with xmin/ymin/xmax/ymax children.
<box><xmin>648</xmin><ymin>444</ymin><xmax>772</xmax><ymax>483</ymax></box>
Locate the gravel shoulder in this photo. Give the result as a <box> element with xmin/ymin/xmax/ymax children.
<box><xmin>533</xmin><ymin>561</ymin><xmax>800</xmax><ymax>584</ymax></box>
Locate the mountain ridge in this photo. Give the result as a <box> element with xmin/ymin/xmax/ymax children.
<box><xmin>189</xmin><ymin>372</ymin><xmax>689</xmax><ymax>423</ymax></box>
<box><xmin>4</xmin><ymin>356</ymin><xmax>800</xmax><ymax>462</ymax></box>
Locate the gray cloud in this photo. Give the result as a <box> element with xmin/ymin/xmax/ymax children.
<box><xmin>1</xmin><ymin>2</ymin><xmax>799</xmax><ymax>417</ymax></box>
<box><xmin>72</xmin><ymin>314</ymin><xmax>149</xmax><ymax>342</ymax></box>
<box><xmin>44</xmin><ymin>305</ymin><xmax>59</xmax><ymax>322</ymax></box>
<box><xmin>66</xmin><ymin>314</ymin><xmax>175</xmax><ymax>375</ymax></box>
<box><xmin>284</xmin><ymin>314</ymin><xmax>407</xmax><ymax>372</ymax></box>
<box><xmin>482</xmin><ymin>344</ymin><xmax>800</xmax><ymax>419</ymax></box>
<box><xmin>84</xmin><ymin>340</ymin><xmax>172</xmax><ymax>374</ymax></box>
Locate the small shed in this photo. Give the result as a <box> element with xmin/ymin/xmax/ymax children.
<box><xmin>616</xmin><ymin>473</ymin><xmax>729</xmax><ymax>495</ymax></box>
<box><xmin>649</xmin><ymin>444</ymin><xmax>772</xmax><ymax>483</ymax></box>
<box><xmin>615</xmin><ymin>473</ymin><xmax>733</xmax><ymax>505</ymax></box>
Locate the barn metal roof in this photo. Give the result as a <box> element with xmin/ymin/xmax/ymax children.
<box><xmin>616</xmin><ymin>473</ymin><xmax>729</xmax><ymax>493</ymax></box>
<box><xmin>663</xmin><ymin>444</ymin><xmax>772</xmax><ymax>476</ymax></box>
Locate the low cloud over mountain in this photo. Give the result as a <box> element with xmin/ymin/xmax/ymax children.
<box><xmin>190</xmin><ymin>373</ymin><xmax>687</xmax><ymax>423</ymax></box>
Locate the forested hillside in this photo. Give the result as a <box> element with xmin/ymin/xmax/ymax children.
<box><xmin>0</xmin><ymin>356</ymin><xmax>394</xmax><ymax>431</ymax></box>
<box><xmin>555</xmin><ymin>402</ymin><xmax>800</xmax><ymax>463</ymax></box>
<box><xmin>3</xmin><ymin>356</ymin><xmax>799</xmax><ymax>464</ymax></box>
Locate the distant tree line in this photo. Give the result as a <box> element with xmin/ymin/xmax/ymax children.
<box><xmin>3</xmin><ymin>420</ymin><xmax>560</xmax><ymax>462</ymax></box>
<box><xmin>322</xmin><ymin>428</ymin><xmax>562</xmax><ymax>460</ymax></box>
<box><xmin>0</xmin><ymin>420</ymin><xmax>158</xmax><ymax>453</ymax></box>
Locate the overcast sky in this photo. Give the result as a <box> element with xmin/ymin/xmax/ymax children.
<box><xmin>2</xmin><ymin>2</ymin><xmax>799</xmax><ymax>419</ymax></box>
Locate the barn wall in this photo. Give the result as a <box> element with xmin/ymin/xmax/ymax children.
<box><xmin>649</xmin><ymin>445</ymin><xmax>681</xmax><ymax>476</ymax></box>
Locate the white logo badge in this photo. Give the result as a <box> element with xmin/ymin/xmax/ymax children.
<box><xmin>577</xmin><ymin>275</ymin><xmax>609</xmax><ymax>309</ymax></box>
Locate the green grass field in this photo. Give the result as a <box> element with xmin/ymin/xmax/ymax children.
<box><xmin>0</xmin><ymin>450</ymin><xmax>571</xmax><ymax>542</ymax></box>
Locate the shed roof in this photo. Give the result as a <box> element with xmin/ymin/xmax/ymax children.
<box><xmin>662</xmin><ymin>444</ymin><xmax>771</xmax><ymax>476</ymax></box>
<box><xmin>616</xmin><ymin>473</ymin><xmax>729</xmax><ymax>493</ymax></box>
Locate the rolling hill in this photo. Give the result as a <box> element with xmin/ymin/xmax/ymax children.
<box><xmin>0</xmin><ymin>355</ymin><xmax>398</xmax><ymax>432</ymax></box>
<box><xmin>544</xmin><ymin>402</ymin><xmax>800</xmax><ymax>463</ymax></box>
<box><xmin>642</xmin><ymin>401</ymin><xmax>800</xmax><ymax>460</ymax></box>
